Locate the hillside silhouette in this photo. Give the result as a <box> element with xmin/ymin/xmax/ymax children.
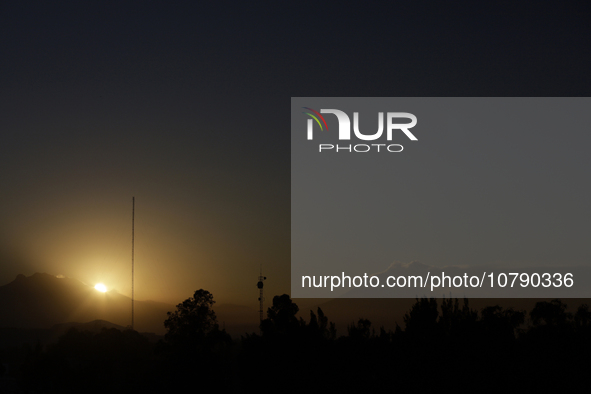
<box><xmin>0</xmin><ymin>273</ymin><xmax>172</xmax><ymax>334</ymax></box>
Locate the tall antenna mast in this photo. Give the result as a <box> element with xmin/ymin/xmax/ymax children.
<box><xmin>131</xmin><ymin>196</ymin><xmax>135</xmax><ymax>330</ymax></box>
<box><xmin>257</xmin><ymin>265</ymin><xmax>266</xmax><ymax>327</ymax></box>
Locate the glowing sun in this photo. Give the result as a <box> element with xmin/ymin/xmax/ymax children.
<box><xmin>94</xmin><ymin>283</ymin><xmax>107</xmax><ymax>292</ymax></box>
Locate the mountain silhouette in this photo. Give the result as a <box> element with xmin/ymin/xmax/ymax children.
<box><xmin>0</xmin><ymin>273</ymin><xmax>173</xmax><ymax>334</ymax></box>
<box><xmin>0</xmin><ymin>319</ymin><xmax>164</xmax><ymax>350</ymax></box>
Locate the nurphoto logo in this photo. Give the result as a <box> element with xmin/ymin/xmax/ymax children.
<box><xmin>302</xmin><ymin>108</ymin><xmax>418</xmax><ymax>153</ymax></box>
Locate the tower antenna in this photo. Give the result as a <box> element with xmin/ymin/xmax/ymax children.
<box><xmin>257</xmin><ymin>265</ymin><xmax>267</xmax><ymax>329</ymax></box>
<box><xmin>131</xmin><ymin>196</ymin><xmax>135</xmax><ymax>330</ymax></box>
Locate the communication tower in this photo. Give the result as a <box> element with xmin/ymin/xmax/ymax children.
<box><xmin>131</xmin><ymin>197</ymin><xmax>135</xmax><ymax>330</ymax></box>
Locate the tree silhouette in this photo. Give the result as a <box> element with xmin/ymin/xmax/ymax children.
<box><xmin>530</xmin><ymin>299</ymin><xmax>571</xmax><ymax>327</ymax></box>
<box><xmin>347</xmin><ymin>318</ymin><xmax>372</xmax><ymax>340</ymax></box>
<box><xmin>480</xmin><ymin>305</ymin><xmax>524</xmax><ymax>339</ymax></box>
<box><xmin>261</xmin><ymin>294</ymin><xmax>301</xmax><ymax>335</ymax></box>
<box><xmin>574</xmin><ymin>304</ymin><xmax>591</xmax><ymax>330</ymax></box>
<box><xmin>439</xmin><ymin>297</ymin><xmax>478</xmax><ymax>339</ymax></box>
<box><xmin>316</xmin><ymin>307</ymin><xmax>337</xmax><ymax>340</ymax></box>
<box><xmin>403</xmin><ymin>297</ymin><xmax>439</xmax><ymax>337</ymax></box>
<box><xmin>164</xmin><ymin>289</ymin><xmax>219</xmax><ymax>345</ymax></box>
<box><xmin>160</xmin><ymin>289</ymin><xmax>231</xmax><ymax>388</ymax></box>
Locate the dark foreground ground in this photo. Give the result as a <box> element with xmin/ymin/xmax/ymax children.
<box><xmin>2</xmin><ymin>295</ymin><xmax>589</xmax><ymax>393</ymax></box>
